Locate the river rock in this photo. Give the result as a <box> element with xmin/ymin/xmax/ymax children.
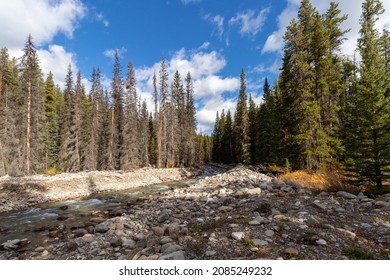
<box><xmin>265</xmin><ymin>230</ymin><xmax>275</xmax><ymax>237</ymax></box>
<box><xmin>159</xmin><ymin>250</ymin><xmax>186</xmax><ymax>260</ymax></box>
<box><xmin>95</xmin><ymin>223</ymin><xmax>109</xmax><ymax>233</ymax></box>
<box><xmin>316</xmin><ymin>239</ymin><xmax>327</xmax><ymax>246</ymax></box>
<box><xmin>163</xmin><ymin>244</ymin><xmax>183</xmax><ymax>255</ymax></box>
<box><xmin>121</xmin><ymin>239</ymin><xmax>136</xmax><ymax>249</ymax></box>
<box><xmin>245</xmin><ymin>188</ymin><xmax>262</xmax><ymax>195</ymax></box>
<box><xmin>253</xmin><ymin>239</ymin><xmax>268</xmax><ymax>246</ymax></box>
<box><xmin>157</xmin><ymin>210</ymin><xmax>170</xmax><ymax>223</ymax></box>
<box><xmin>336</xmin><ymin>191</ymin><xmax>357</xmax><ymax>199</ymax></box>
<box><xmin>0</xmin><ymin>239</ymin><xmax>29</xmax><ymax>251</ymax></box>
<box><xmin>74</xmin><ymin>228</ymin><xmax>88</xmax><ymax>237</ymax></box>
<box><xmin>151</xmin><ymin>226</ymin><xmax>165</xmax><ymax>236</ymax></box>
<box><xmin>231</xmin><ymin>232</ymin><xmax>245</xmax><ymax>240</ymax></box>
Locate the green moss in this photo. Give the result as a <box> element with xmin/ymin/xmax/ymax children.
<box><xmin>342</xmin><ymin>247</ymin><xmax>375</xmax><ymax>260</ymax></box>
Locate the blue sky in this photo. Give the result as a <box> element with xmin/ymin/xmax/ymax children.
<box><xmin>0</xmin><ymin>0</ymin><xmax>389</xmax><ymax>134</ymax></box>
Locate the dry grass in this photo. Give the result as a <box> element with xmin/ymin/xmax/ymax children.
<box><xmin>280</xmin><ymin>169</ymin><xmax>361</xmax><ymax>193</ymax></box>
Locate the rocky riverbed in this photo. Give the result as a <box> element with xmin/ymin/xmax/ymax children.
<box><xmin>0</xmin><ymin>167</ymin><xmax>198</xmax><ymax>213</ymax></box>
<box><xmin>0</xmin><ymin>165</ymin><xmax>389</xmax><ymax>260</ymax></box>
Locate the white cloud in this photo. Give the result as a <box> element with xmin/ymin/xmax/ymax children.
<box><xmin>203</xmin><ymin>14</ymin><xmax>225</xmax><ymax>39</ymax></box>
<box><xmin>198</xmin><ymin>41</ymin><xmax>211</xmax><ymax>51</ymax></box>
<box><xmin>38</xmin><ymin>45</ymin><xmax>78</xmax><ymax>88</ymax></box>
<box><xmin>229</xmin><ymin>8</ymin><xmax>270</xmax><ymax>37</ymax></box>
<box><xmin>196</xmin><ymin>96</ymin><xmax>237</xmax><ymax>134</ymax></box>
<box><xmin>0</xmin><ymin>0</ymin><xmax>85</xmax><ymax>50</ymax></box>
<box><xmin>0</xmin><ymin>0</ymin><xmax>86</xmax><ymax>89</ymax></box>
<box><xmin>262</xmin><ymin>0</ymin><xmax>390</xmax><ymax>57</ymax></box>
<box><xmin>103</xmin><ymin>47</ymin><xmax>128</xmax><ymax>59</ymax></box>
<box><xmin>96</xmin><ymin>12</ymin><xmax>109</xmax><ymax>27</ymax></box>
<box><xmin>181</xmin><ymin>0</ymin><xmax>202</xmax><ymax>5</ymax></box>
<box><xmin>134</xmin><ymin>48</ymin><xmax>239</xmax><ymax>134</ymax></box>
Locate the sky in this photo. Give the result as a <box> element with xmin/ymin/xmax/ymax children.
<box><xmin>0</xmin><ymin>0</ymin><xmax>389</xmax><ymax>134</ymax></box>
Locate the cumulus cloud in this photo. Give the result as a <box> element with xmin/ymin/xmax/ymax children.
<box><xmin>134</xmin><ymin>48</ymin><xmax>239</xmax><ymax>134</ymax></box>
<box><xmin>38</xmin><ymin>45</ymin><xmax>78</xmax><ymax>88</ymax></box>
<box><xmin>229</xmin><ymin>8</ymin><xmax>270</xmax><ymax>37</ymax></box>
<box><xmin>0</xmin><ymin>0</ymin><xmax>85</xmax><ymax>50</ymax></box>
<box><xmin>103</xmin><ymin>47</ymin><xmax>128</xmax><ymax>59</ymax></box>
<box><xmin>196</xmin><ymin>96</ymin><xmax>237</xmax><ymax>134</ymax></box>
<box><xmin>262</xmin><ymin>0</ymin><xmax>390</xmax><ymax>57</ymax></box>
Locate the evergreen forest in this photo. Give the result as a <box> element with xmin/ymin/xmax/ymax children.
<box><xmin>211</xmin><ymin>0</ymin><xmax>390</xmax><ymax>189</ymax></box>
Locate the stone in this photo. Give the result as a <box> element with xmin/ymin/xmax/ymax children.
<box><xmin>160</xmin><ymin>236</ymin><xmax>174</xmax><ymax>245</ymax></box>
<box><xmin>158</xmin><ymin>250</ymin><xmax>186</xmax><ymax>260</ymax></box>
<box><xmin>249</xmin><ymin>220</ymin><xmax>261</xmax><ymax>225</ymax></box>
<box><xmin>205</xmin><ymin>250</ymin><xmax>217</xmax><ymax>257</ymax></box>
<box><xmin>35</xmin><ymin>246</ymin><xmax>45</xmax><ymax>253</ymax></box>
<box><xmin>157</xmin><ymin>210</ymin><xmax>170</xmax><ymax>223</ymax></box>
<box><xmin>336</xmin><ymin>191</ymin><xmax>357</xmax><ymax>199</ymax></box>
<box><xmin>312</xmin><ymin>202</ymin><xmax>327</xmax><ymax>211</ymax></box>
<box><xmin>218</xmin><ymin>206</ymin><xmax>233</xmax><ymax>212</ymax></box>
<box><xmin>111</xmin><ymin>237</ymin><xmax>123</xmax><ymax>247</ymax></box>
<box><xmin>231</xmin><ymin>232</ymin><xmax>245</xmax><ymax>240</ymax></box>
<box><xmin>122</xmin><ymin>239</ymin><xmax>136</xmax><ymax>249</ymax></box>
<box><xmin>375</xmin><ymin>201</ymin><xmax>389</xmax><ymax>207</ymax></box>
<box><xmin>245</xmin><ymin>188</ymin><xmax>262</xmax><ymax>195</ymax></box>
<box><xmin>74</xmin><ymin>228</ymin><xmax>88</xmax><ymax>237</ymax></box>
<box><xmin>163</xmin><ymin>244</ymin><xmax>183</xmax><ymax>255</ymax></box>
<box><xmin>265</xmin><ymin>230</ymin><xmax>275</xmax><ymax>237</ymax></box>
<box><xmin>94</xmin><ymin>223</ymin><xmax>109</xmax><ymax>233</ymax></box>
<box><xmin>285</xmin><ymin>247</ymin><xmax>299</xmax><ymax>256</ymax></box>
<box><xmin>252</xmin><ymin>239</ymin><xmax>268</xmax><ymax>246</ymax></box>
<box><xmin>316</xmin><ymin>239</ymin><xmax>327</xmax><ymax>246</ymax></box>
<box><xmin>151</xmin><ymin>226</ymin><xmax>165</xmax><ymax>236</ymax></box>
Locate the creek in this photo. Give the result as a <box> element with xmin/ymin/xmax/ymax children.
<box><xmin>0</xmin><ymin>165</ymin><xmax>225</xmax><ymax>248</ymax></box>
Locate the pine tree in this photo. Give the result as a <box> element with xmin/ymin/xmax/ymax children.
<box><xmin>43</xmin><ymin>72</ymin><xmax>60</xmax><ymax>171</ymax></box>
<box><xmin>122</xmin><ymin>60</ymin><xmax>140</xmax><ymax>169</ymax></box>
<box><xmin>212</xmin><ymin>112</ymin><xmax>222</xmax><ymax>163</ymax></box>
<box><xmin>248</xmin><ymin>94</ymin><xmax>258</xmax><ymax>165</ymax></box>
<box><xmin>108</xmin><ymin>51</ymin><xmax>124</xmax><ymax>170</ymax></box>
<box><xmin>19</xmin><ymin>35</ymin><xmax>45</xmax><ymax>175</ymax></box>
<box><xmin>184</xmin><ymin>72</ymin><xmax>197</xmax><ymax>166</ymax></box>
<box><xmin>59</xmin><ymin>64</ymin><xmax>79</xmax><ymax>172</ymax></box>
<box><xmin>221</xmin><ymin>109</ymin><xmax>234</xmax><ymax>163</ymax></box>
<box><xmin>234</xmin><ymin>69</ymin><xmax>250</xmax><ymax>164</ymax></box>
<box><xmin>139</xmin><ymin>100</ymin><xmax>150</xmax><ymax>167</ymax></box>
<box><xmin>159</xmin><ymin>55</ymin><xmax>169</xmax><ymax>167</ymax></box>
<box><xmin>85</xmin><ymin>68</ymin><xmax>104</xmax><ymax>170</ymax></box>
<box><xmin>345</xmin><ymin>0</ymin><xmax>390</xmax><ymax>188</ymax></box>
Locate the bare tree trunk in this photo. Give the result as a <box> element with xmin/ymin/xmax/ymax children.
<box><xmin>108</xmin><ymin>108</ymin><xmax>114</xmax><ymax>169</ymax></box>
<box><xmin>157</xmin><ymin>114</ymin><xmax>162</xmax><ymax>168</ymax></box>
<box><xmin>26</xmin><ymin>82</ymin><xmax>31</xmax><ymax>175</ymax></box>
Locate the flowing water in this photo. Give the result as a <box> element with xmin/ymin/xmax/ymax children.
<box><xmin>0</xmin><ymin>165</ymin><xmax>225</xmax><ymax>247</ymax></box>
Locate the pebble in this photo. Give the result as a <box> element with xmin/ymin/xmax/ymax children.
<box><xmin>157</xmin><ymin>210</ymin><xmax>170</xmax><ymax>223</ymax></box>
<box><xmin>336</xmin><ymin>191</ymin><xmax>357</xmax><ymax>199</ymax></box>
<box><xmin>252</xmin><ymin>239</ymin><xmax>268</xmax><ymax>246</ymax></box>
<box><xmin>265</xmin><ymin>230</ymin><xmax>275</xmax><ymax>237</ymax></box>
<box><xmin>316</xmin><ymin>239</ymin><xmax>327</xmax><ymax>246</ymax></box>
<box><xmin>159</xmin><ymin>251</ymin><xmax>186</xmax><ymax>260</ymax></box>
<box><xmin>231</xmin><ymin>232</ymin><xmax>245</xmax><ymax>240</ymax></box>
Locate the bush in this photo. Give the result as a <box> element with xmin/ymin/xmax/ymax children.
<box><xmin>342</xmin><ymin>247</ymin><xmax>375</xmax><ymax>260</ymax></box>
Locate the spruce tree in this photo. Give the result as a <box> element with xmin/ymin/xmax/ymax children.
<box><xmin>345</xmin><ymin>0</ymin><xmax>390</xmax><ymax>188</ymax></box>
<box><xmin>234</xmin><ymin>69</ymin><xmax>250</xmax><ymax>165</ymax></box>
<box><xmin>43</xmin><ymin>72</ymin><xmax>60</xmax><ymax>171</ymax></box>
<box><xmin>19</xmin><ymin>35</ymin><xmax>45</xmax><ymax>175</ymax></box>
<box><xmin>122</xmin><ymin>60</ymin><xmax>140</xmax><ymax>170</ymax></box>
<box><xmin>108</xmin><ymin>51</ymin><xmax>124</xmax><ymax>170</ymax></box>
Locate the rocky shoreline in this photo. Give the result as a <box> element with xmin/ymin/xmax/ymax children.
<box><xmin>0</xmin><ymin>167</ymin><xmax>199</xmax><ymax>213</ymax></box>
<box><xmin>0</xmin><ymin>165</ymin><xmax>389</xmax><ymax>260</ymax></box>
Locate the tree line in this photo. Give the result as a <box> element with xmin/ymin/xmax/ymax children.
<box><xmin>0</xmin><ymin>37</ymin><xmax>203</xmax><ymax>176</ymax></box>
<box><xmin>212</xmin><ymin>0</ymin><xmax>390</xmax><ymax>188</ymax></box>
